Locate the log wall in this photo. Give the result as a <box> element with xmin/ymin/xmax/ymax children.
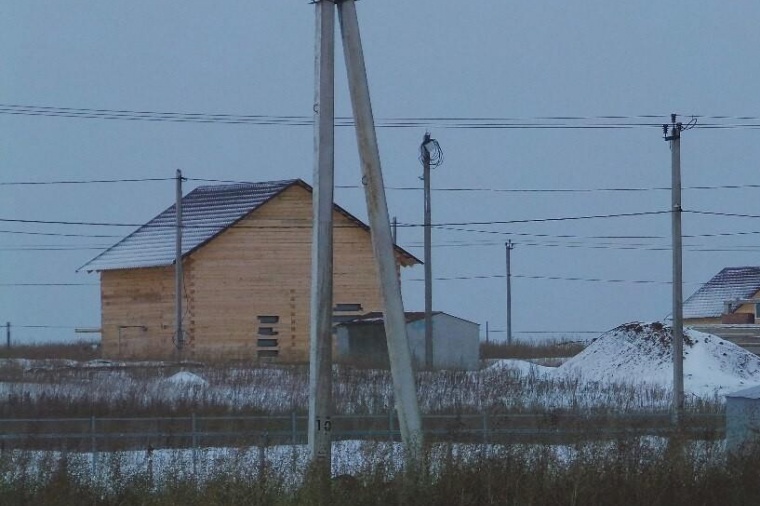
<box><xmin>100</xmin><ymin>184</ymin><xmax>406</xmax><ymax>362</ymax></box>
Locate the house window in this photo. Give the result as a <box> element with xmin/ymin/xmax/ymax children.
<box><xmin>258</xmin><ymin>327</ymin><xmax>279</xmax><ymax>336</ymax></box>
<box><xmin>258</xmin><ymin>315</ymin><xmax>280</xmax><ymax>324</ymax></box>
<box><xmin>258</xmin><ymin>349</ymin><xmax>279</xmax><ymax>358</ymax></box>
<box><xmin>257</xmin><ymin>338</ymin><xmax>279</xmax><ymax>348</ymax></box>
<box><xmin>334</xmin><ymin>303</ymin><xmax>363</xmax><ymax>312</ymax></box>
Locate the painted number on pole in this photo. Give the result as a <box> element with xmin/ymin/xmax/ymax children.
<box><xmin>316</xmin><ymin>417</ymin><xmax>332</xmax><ymax>432</ymax></box>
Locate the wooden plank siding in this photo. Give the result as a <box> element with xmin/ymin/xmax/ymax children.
<box><xmin>100</xmin><ymin>266</ymin><xmax>177</xmax><ymax>359</ymax></box>
<box><xmin>99</xmin><ymin>184</ymin><xmax>409</xmax><ymax>361</ymax></box>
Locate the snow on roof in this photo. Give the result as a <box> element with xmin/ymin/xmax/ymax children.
<box><xmin>683</xmin><ymin>267</ymin><xmax>760</xmax><ymax>319</ymax></box>
<box><xmin>726</xmin><ymin>384</ymin><xmax>760</xmax><ymax>400</ymax></box>
<box><xmin>80</xmin><ymin>179</ymin><xmax>420</xmax><ymax>272</ymax></box>
<box><xmin>558</xmin><ymin>322</ymin><xmax>760</xmax><ymax>397</ymax></box>
<box><xmin>80</xmin><ymin>179</ymin><xmax>298</xmax><ymax>271</ymax></box>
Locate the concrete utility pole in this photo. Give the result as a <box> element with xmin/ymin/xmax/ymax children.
<box><xmin>175</xmin><ymin>169</ymin><xmax>184</xmax><ymax>353</ymax></box>
<box><xmin>337</xmin><ymin>0</ymin><xmax>424</xmax><ymax>463</ymax></box>
<box><xmin>420</xmin><ymin>132</ymin><xmax>441</xmax><ymax>369</ymax></box>
<box><xmin>664</xmin><ymin>114</ymin><xmax>684</xmax><ymax>422</ymax></box>
<box><xmin>308</xmin><ymin>0</ymin><xmax>336</xmax><ymax>473</ymax></box>
<box><xmin>505</xmin><ymin>240</ymin><xmax>514</xmax><ymax>345</ymax></box>
<box><xmin>5</xmin><ymin>322</ymin><xmax>9</xmax><ymax>349</ymax></box>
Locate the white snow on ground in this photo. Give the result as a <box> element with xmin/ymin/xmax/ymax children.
<box><xmin>557</xmin><ymin>322</ymin><xmax>760</xmax><ymax>397</ymax></box>
<box><xmin>165</xmin><ymin>371</ymin><xmax>208</xmax><ymax>386</ymax></box>
<box><xmin>486</xmin><ymin>359</ymin><xmax>555</xmax><ymax>377</ymax></box>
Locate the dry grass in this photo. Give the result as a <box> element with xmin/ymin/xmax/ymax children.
<box><xmin>0</xmin><ymin>341</ymin><xmax>100</xmax><ymax>361</ymax></box>
<box><xmin>1</xmin><ymin>438</ymin><xmax>759</xmax><ymax>505</ymax></box>
<box><xmin>480</xmin><ymin>339</ymin><xmax>587</xmax><ymax>360</ymax></box>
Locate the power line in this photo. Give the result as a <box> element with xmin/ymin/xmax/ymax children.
<box><xmin>338</xmin><ymin>183</ymin><xmax>760</xmax><ymax>193</ymax></box>
<box><xmin>11</xmin><ymin>324</ymin><xmax>94</xmax><ymax>329</ymax></box>
<box><xmin>0</xmin><ymin>218</ymin><xmax>143</xmax><ymax>227</ymax></box>
<box><xmin>687</xmin><ymin>210</ymin><xmax>760</xmax><ymax>219</ymax></box>
<box><xmin>0</xmin><ymin>246</ymin><xmax>107</xmax><ymax>251</ymax></box>
<box><xmin>0</xmin><ymin>229</ymin><xmax>121</xmax><ymax>238</ymax></box>
<box><xmin>487</xmin><ymin>329</ymin><xmax>603</xmax><ymax>335</ymax></box>
<box><xmin>407</xmin><ymin>273</ymin><xmax>686</xmax><ymax>284</ymax></box>
<box><xmin>7</xmin><ymin>103</ymin><xmax>760</xmax><ymax>130</ymax></box>
<box><xmin>0</xmin><ymin>283</ymin><xmax>98</xmax><ymax>287</ymax></box>
<box><xmin>0</xmin><ymin>210</ymin><xmax>670</xmax><ymax>229</ymax></box>
<box><xmin>0</xmin><ymin>177</ymin><xmax>172</xmax><ymax>186</ymax></box>
<box><xmin>422</xmin><ymin>211</ymin><xmax>670</xmax><ymax>227</ymax></box>
<box><xmin>2</xmin><ymin>174</ymin><xmax>759</xmax><ymax>194</ymax></box>
<box><xmin>0</xmin><ymin>104</ymin><xmax>670</xmax><ymax>129</ymax></box>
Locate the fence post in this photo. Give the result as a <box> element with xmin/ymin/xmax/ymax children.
<box><xmin>291</xmin><ymin>411</ymin><xmax>297</xmax><ymax>445</ymax></box>
<box><xmin>258</xmin><ymin>431</ymin><xmax>268</xmax><ymax>479</ymax></box>
<box><xmin>191</xmin><ymin>413</ymin><xmax>198</xmax><ymax>477</ymax></box>
<box><xmin>90</xmin><ymin>416</ymin><xmax>97</xmax><ymax>479</ymax></box>
<box><xmin>482</xmin><ymin>411</ymin><xmax>489</xmax><ymax>444</ymax></box>
<box><xmin>389</xmin><ymin>408</ymin><xmax>394</xmax><ymax>442</ymax></box>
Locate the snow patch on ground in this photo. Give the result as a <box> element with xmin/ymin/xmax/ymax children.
<box><xmin>165</xmin><ymin>371</ymin><xmax>208</xmax><ymax>386</ymax></box>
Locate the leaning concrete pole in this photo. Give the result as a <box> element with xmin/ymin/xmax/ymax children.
<box><xmin>308</xmin><ymin>0</ymin><xmax>336</xmax><ymax>472</ymax></box>
<box><xmin>336</xmin><ymin>0</ymin><xmax>423</xmax><ymax>462</ymax></box>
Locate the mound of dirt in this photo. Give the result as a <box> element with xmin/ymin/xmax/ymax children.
<box><xmin>558</xmin><ymin>322</ymin><xmax>760</xmax><ymax>397</ymax></box>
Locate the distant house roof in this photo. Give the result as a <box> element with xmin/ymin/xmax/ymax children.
<box><xmin>80</xmin><ymin>179</ymin><xmax>420</xmax><ymax>272</ymax></box>
<box><xmin>683</xmin><ymin>267</ymin><xmax>760</xmax><ymax>319</ymax></box>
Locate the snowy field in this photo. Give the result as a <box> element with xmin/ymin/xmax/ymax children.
<box><xmin>1</xmin><ymin>323</ymin><xmax>757</xmax><ymax>418</ymax></box>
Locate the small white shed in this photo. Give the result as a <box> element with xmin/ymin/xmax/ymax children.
<box><xmin>335</xmin><ymin>311</ymin><xmax>480</xmax><ymax>370</ymax></box>
<box><xmin>725</xmin><ymin>384</ymin><xmax>760</xmax><ymax>452</ymax></box>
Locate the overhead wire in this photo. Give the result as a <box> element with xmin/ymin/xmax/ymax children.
<box><xmin>7</xmin><ymin>103</ymin><xmax>760</xmax><ymax>130</ymax></box>
<box><xmin>2</xmin><ymin>174</ymin><xmax>760</xmax><ymax>194</ymax></box>
<box><xmin>0</xmin><ymin>210</ymin><xmax>670</xmax><ymax>229</ymax></box>
<box><xmin>406</xmin><ymin>273</ymin><xmax>698</xmax><ymax>285</ymax></box>
<box><xmin>0</xmin><ymin>177</ymin><xmax>172</xmax><ymax>186</ymax></box>
<box><xmin>0</xmin><ymin>229</ymin><xmax>122</xmax><ymax>238</ymax></box>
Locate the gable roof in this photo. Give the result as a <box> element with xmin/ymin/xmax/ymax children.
<box><xmin>80</xmin><ymin>178</ymin><xmax>420</xmax><ymax>272</ymax></box>
<box><xmin>683</xmin><ymin>267</ymin><xmax>760</xmax><ymax>319</ymax></box>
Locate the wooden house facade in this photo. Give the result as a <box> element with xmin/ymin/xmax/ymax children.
<box><xmin>80</xmin><ymin>179</ymin><xmax>419</xmax><ymax>361</ymax></box>
<box><xmin>683</xmin><ymin>267</ymin><xmax>760</xmax><ymax>326</ymax></box>
<box><xmin>683</xmin><ymin>267</ymin><xmax>760</xmax><ymax>354</ymax></box>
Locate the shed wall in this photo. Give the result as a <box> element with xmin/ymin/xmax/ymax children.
<box><xmin>407</xmin><ymin>314</ymin><xmax>479</xmax><ymax>370</ymax></box>
<box><xmin>726</xmin><ymin>396</ymin><xmax>760</xmax><ymax>452</ymax></box>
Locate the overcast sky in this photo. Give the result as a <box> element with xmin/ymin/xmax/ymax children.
<box><xmin>3</xmin><ymin>2</ymin><xmax>760</xmax><ymax>344</ymax></box>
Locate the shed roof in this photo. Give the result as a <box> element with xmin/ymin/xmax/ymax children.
<box><xmin>726</xmin><ymin>383</ymin><xmax>760</xmax><ymax>400</ymax></box>
<box><xmin>80</xmin><ymin>179</ymin><xmax>419</xmax><ymax>272</ymax></box>
<box><xmin>337</xmin><ymin>311</ymin><xmax>478</xmax><ymax>327</ymax></box>
<box><xmin>683</xmin><ymin>267</ymin><xmax>760</xmax><ymax>319</ymax></box>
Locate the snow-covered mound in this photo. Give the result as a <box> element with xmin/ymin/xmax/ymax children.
<box><xmin>558</xmin><ymin>322</ymin><xmax>760</xmax><ymax>397</ymax></box>
<box><xmin>165</xmin><ymin>371</ymin><xmax>208</xmax><ymax>386</ymax></box>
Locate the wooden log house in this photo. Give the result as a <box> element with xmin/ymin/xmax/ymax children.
<box><xmin>80</xmin><ymin>179</ymin><xmax>419</xmax><ymax>361</ymax></box>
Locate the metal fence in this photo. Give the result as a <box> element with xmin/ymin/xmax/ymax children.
<box><xmin>0</xmin><ymin>411</ymin><xmax>725</xmax><ymax>454</ymax></box>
